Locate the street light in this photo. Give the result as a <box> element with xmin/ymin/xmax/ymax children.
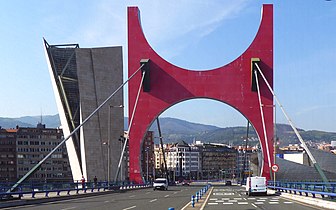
<box><xmin>107</xmin><ymin>104</ymin><xmax>124</xmax><ymax>187</ymax></box>
<box><xmin>118</xmin><ymin>135</ymin><xmax>125</xmax><ymax>181</ymax></box>
<box><xmin>102</xmin><ymin>141</ymin><xmax>110</xmax><ymax>187</ymax></box>
<box><xmin>145</xmin><ymin>147</ymin><xmax>149</xmax><ymax>183</ymax></box>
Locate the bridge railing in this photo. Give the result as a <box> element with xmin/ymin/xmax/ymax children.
<box><xmin>0</xmin><ymin>181</ymin><xmax>151</xmax><ymax>200</ymax></box>
<box><xmin>268</xmin><ymin>181</ymin><xmax>336</xmax><ymax>199</ymax></box>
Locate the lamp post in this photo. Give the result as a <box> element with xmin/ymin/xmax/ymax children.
<box><xmin>118</xmin><ymin>136</ymin><xmax>125</xmax><ymax>181</ymax></box>
<box><xmin>107</xmin><ymin>104</ymin><xmax>123</xmax><ymax>186</ymax></box>
<box><xmin>146</xmin><ymin>147</ymin><xmax>149</xmax><ymax>183</ymax></box>
<box><xmin>102</xmin><ymin>141</ymin><xmax>109</xmax><ymax>187</ymax></box>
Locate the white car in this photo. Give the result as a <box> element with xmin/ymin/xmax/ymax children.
<box><xmin>153</xmin><ymin>178</ymin><xmax>168</xmax><ymax>190</ymax></box>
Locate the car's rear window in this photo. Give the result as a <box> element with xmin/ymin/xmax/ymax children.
<box><xmin>154</xmin><ymin>180</ymin><xmax>166</xmax><ymax>183</ymax></box>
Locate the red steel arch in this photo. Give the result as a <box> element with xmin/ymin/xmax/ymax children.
<box><xmin>128</xmin><ymin>5</ymin><xmax>274</xmax><ymax>183</ymax></box>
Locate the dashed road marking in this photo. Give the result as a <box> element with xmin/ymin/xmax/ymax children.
<box><xmin>208</xmin><ymin>203</ymin><xmax>219</xmax><ymax>205</ymax></box>
<box><xmin>223</xmin><ymin>202</ymin><xmax>234</xmax><ymax>205</ymax></box>
<box><xmin>60</xmin><ymin>207</ymin><xmax>76</xmax><ymax>210</ymax></box>
<box><xmin>164</xmin><ymin>195</ymin><xmax>169</xmax><ymax>197</ymax></box>
<box><xmin>238</xmin><ymin>202</ymin><xmax>249</xmax><ymax>205</ymax></box>
<box><xmin>254</xmin><ymin>202</ymin><xmax>264</xmax><ymax>204</ymax></box>
<box><xmin>149</xmin><ymin>199</ymin><xmax>157</xmax><ymax>202</ymax></box>
<box><xmin>129</xmin><ymin>195</ymin><xmax>135</xmax><ymax>198</ymax></box>
<box><xmin>284</xmin><ymin>201</ymin><xmax>293</xmax><ymax>204</ymax></box>
<box><xmin>269</xmin><ymin>202</ymin><xmax>279</xmax><ymax>204</ymax></box>
<box><xmin>122</xmin><ymin>206</ymin><xmax>136</xmax><ymax>210</ymax></box>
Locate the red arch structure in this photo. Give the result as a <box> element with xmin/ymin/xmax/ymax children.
<box><xmin>128</xmin><ymin>4</ymin><xmax>274</xmax><ymax>183</ymax></box>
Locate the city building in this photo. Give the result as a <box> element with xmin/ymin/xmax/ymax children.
<box><xmin>154</xmin><ymin>141</ymin><xmax>200</xmax><ymax>181</ymax></box>
<box><xmin>0</xmin><ymin>127</ymin><xmax>17</xmax><ymax>182</ymax></box>
<box><xmin>141</xmin><ymin>131</ymin><xmax>154</xmax><ymax>182</ymax></box>
<box><xmin>235</xmin><ymin>145</ymin><xmax>257</xmax><ymax>179</ymax></box>
<box><xmin>0</xmin><ymin>124</ymin><xmax>72</xmax><ymax>183</ymax></box>
<box><xmin>154</xmin><ymin>141</ymin><xmax>240</xmax><ymax>181</ymax></box>
<box><xmin>168</xmin><ymin>140</ymin><xmax>200</xmax><ymax>181</ymax></box>
<box><xmin>195</xmin><ymin>142</ymin><xmax>237</xmax><ymax>180</ymax></box>
<box><xmin>44</xmin><ymin>40</ymin><xmax>124</xmax><ymax>182</ymax></box>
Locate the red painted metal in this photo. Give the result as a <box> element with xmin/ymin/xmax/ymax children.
<box><xmin>128</xmin><ymin>5</ymin><xmax>274</xmax><ymax>183</ymax></box>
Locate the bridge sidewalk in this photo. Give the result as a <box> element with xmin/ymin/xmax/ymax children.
<box><xmin>0</xmin><ymin>188</ymin><xmax>121</xmax><ymax>209</ymax></box>
<box><xmin>267</xmin><ymin>189</ymin><xmax>336</xmax><ymax>210</ymax></box>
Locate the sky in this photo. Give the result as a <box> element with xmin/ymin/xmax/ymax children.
<box><xmin>0</xmin><ymin>0</ymin><xmax>335</xmax><ymax>132</ymax></box>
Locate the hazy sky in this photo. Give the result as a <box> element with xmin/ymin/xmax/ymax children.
<box><xmin>0</xmin><ymin>1</ymin><xmax>335</xmax><ymax>132</ymax></box>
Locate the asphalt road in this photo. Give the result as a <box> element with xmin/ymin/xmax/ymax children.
<box><xmin>1</xmin><ymin>185</ymin><xmax>331</xmax><ymax>210</ymax></box>
<box><xmin>2</xmin><ymin>186</ymin><xmax>199</xmax><ymax>210</ymax></box>
<box><xmin>203</xmin><ymin>185</ymin><xmax>328</xmax><ymax>210</ymax></box>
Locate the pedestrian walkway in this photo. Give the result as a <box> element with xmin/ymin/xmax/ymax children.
<box><xmin>0</xmin><ymin>185</ymin><xmax>150</xmax><ymax>209</ymax></box>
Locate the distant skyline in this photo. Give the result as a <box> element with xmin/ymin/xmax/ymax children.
<box><xmin>0</xmin><ymin>1</ymin><xmax>335</xmax><ymax>132</ymax></box>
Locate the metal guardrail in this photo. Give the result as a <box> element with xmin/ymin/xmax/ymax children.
<box><xmin>268</xmin><ymin>181</ymin><xmax>336</xmax><ymax>199</ymax></box>
<box><xmin>0</xmin><ymin>181</ymin><xmax>151</xmax><ymax>200</ymax></box>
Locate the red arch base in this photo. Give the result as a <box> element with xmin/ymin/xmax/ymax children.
<box><xmin>128</xmin><ymin>5</ymin><xmax>274</xmax><ymax>183</ymax></box>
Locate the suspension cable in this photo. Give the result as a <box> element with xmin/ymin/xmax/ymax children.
<box><xmin>254</xmin><ymin>63</ymin><xmax>330</xmax><ymax>184</ymax></box>
<box><xmin>114</xmin><ymin>69</ymin><xmax>146</xmax><ymax>182</ymax></box>
<box><xmin>254</xmin><ymin>70</ymin><xmax>272</xmax><ymax>170</ymax></box>
<box><xmin>8</xmin><ymin>64</ymin><xmax>144</xmax><ymax>193</ymax></box>
<box><xmin>254</xmin><ymin>63</ymin><xmax>317</xmax><ymax>164</ymax></box>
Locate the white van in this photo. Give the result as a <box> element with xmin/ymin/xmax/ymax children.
<box><xmin>153</xmin><ymin>178</ymin><xmax>168</xmax><ymax>191</ymax></box>
<box><xmin>246</xmin><ymin>176</ymin><xmax>267</xmax><ymax>196</ymax></box>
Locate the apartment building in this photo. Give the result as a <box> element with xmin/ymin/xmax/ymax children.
<box><xmin>0</xmin><ymin>124</ymin><xmax>72</xmax><ymax>183</ymax></box>
<box><xmin>0</xmin><ymin>127</ymin><xmax>17</xmax><ymax>182</ymax></box>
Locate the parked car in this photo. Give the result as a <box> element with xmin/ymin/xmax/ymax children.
<box><xmin>153</xmin><ymin>178</ymin><xmax>168</xmax><ymax>190</ymax></box>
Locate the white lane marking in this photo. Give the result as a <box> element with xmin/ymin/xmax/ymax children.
<box><xmin>173</xmin><ymin>192</ymin><xmax>178</xmax><ymax>194</ymax></box>
<box><xmin>123</xmin><ymin>206</ymin><xmax>136</xmax><ymax>210</ymax></box>
<box><xmin>243</xmin><ymin>198</ymin><xmax>247</xmax><ymax>200</ymax></box>
<box><xmin>146</xmin><ymin>192</ymin><xmax>150</xmax><ymax>194</ymax></box>
<box><xmin>252</xmin><ymin>203</ymin><xmax>258</xmax><ymax>208</ymax></box>
<box><xmin>104</xmin><ymin>201</ymin><xmax>109</xmax><ymax>203</ymax></box>
<box><xmin>269</xmin><ymin>202</ymin><xmax>279</xmax><ymax>204</ymax></box>
<box><xmin>164</xmin><ymin>195</ymin><xmax>169</xmax><ymax>197</ymax></box>
<box><xmin>60</xmin><ymin>207</ymin><xmax>76</xmax><ymax>210</ymax></box>
<box><xmin>208</xmin><ymin>203</ymin><xmax>219</xmax><ymax>205</ymax></box>
<box><xmin>234</xmin><ymin>197</ymin><xmax>242</xmax><ymax>200</ymax></box>
<box><xmin>254</xmin><ymin>202</ymin><xmax>264</xmax><ymax>204</ymax></box>
<box><xmin>247</xmin><ymin>198</ymin><xmax>256</xmax><ymax>200</ymax></box>
<box><xmin>222</xmin><ymin>198</ymin><xmax>230</xmax><ymax>200</ymax></box>
<box><xmin>215</xmin><ymin>200</ymin><xmax>224</xmax><ymax>202</ymax></box>
<box><xmin>149</xmin><ymin>199</ymin><xmax>157</xmax><ymax>202</ymax></box>
<box><xmin>284</xmin><ymin>201</ymin><xmax>293</xmax><ymax>204</ymax></box>
<box><xmin>223</xmin><ymin>203</ymin><xmax>233</xmax><ymax>205</ymax></box>
<box><xmin>238</xmin><ymin>202</ymin><xmax>249</xmax><ymax>205</ymax></box>
<box><xmin>228</xmin><ymin>200</ymin><xmax>237</xmax><ymax>202</ymax></box>
<box><xmin>210</xmin><ymin>198</ymin><xmax>217</xmax><ymax>200</ymax></box>
<box><xmin>129</xmin><ymin>195</ymin><xmax>135</xmax><ymax>198</ymax></box>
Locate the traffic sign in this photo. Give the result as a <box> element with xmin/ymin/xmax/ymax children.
<box><xmin>271</xmin><ymin>164</ymin><xmax>279</xmax><ymax>172</ymax></box>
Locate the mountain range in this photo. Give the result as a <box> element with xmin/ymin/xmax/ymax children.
<box><xmin>1</xmin><ymin>115</ymin><xmax>336</xmax><ymax>146</ymax></box>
